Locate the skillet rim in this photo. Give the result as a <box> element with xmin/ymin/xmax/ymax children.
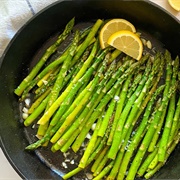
<box><xmin>0</xmin><ymin>0</ymin><xmax>180</xmax><ymax>179</ymax></box>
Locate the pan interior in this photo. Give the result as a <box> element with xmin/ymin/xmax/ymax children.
<box><xmin>20</xmin><ymin>21</ymin><xmax>180</xmax><ymax>179</ymax></box>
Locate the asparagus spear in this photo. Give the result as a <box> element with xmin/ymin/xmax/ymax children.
<box><xmin>49</xmin><ymin>41</ymin><xmax>99</xmax><ymax>127</ymax></box>
<box><xmin>15</xmin><ymin>18</ymin><xmax>75</xmax><ymax>96</ymax></box>
<box><xmin>72</xmin><ymin>59</ymin><xmax>142</xmax><ymax>152</ymax></box>
<box><xmin>37</xmin><ymin>45</ymin><xmax>106</xmax><ymax>126</ymax></box>
<box><xmin>57</xmin><ymin>59</ymin><xmax>130</xmax><ymax>150</ymax></box>
<box><xmin>120</xmin><ymin>56</ymin><xmax>160</xmax><ymax>140</ymax></box>
<box><xmin>68</xmin><ymin>44</ymin><xmax>92</xmax><ymax>80</ymax></box>
<box><xmin>130</xmin><ymin>53</ymin><xmax>165</xmax><ymax>129</ymax></box>
<box><xmin>91</xmin><ymin>146</ymin><xmax>109</xmax><ymax>173</ymax></box>
<box><xmin>93</xmin><ymin>161</ymin><xmax>114</xmax><ymax>180</ymax></box>
<box><xmin>126</xmin><ymin>73</ymin><xmax>142</xmax><ymax>100</ymax></box>
<box><xmin>137</xmin><ymin>142</ymin><xmax>159</xmax><ymax>176</ymax></box>
<box><xmin>82</xmin><ymin>105</ymin><xmax>132</xmax><ymax>179</ymax></box>
<box><xmin>92</xmin><ymin>117</ymin><xmax>113</xmax><ymax>177</ymax></box>
<box><xmin>108</xmin><ymin>125</ymin><xmax>134</xmax><ymax>180</ymax></box>
<box><xmin>20</xmin><ymin>53</ymin><xmax>68</xmax><ymax>100</ymax></box>
<box><xmin>126</xmin><ymin>83</ymin><xmax>177</xmax><ymax>180</ymax></box>
<box><xmin>56</xmin><ymin>59</ymin><xmax>118</xmax><ymax>151</ymax></box>
<box><xmin>108</xmin><ymin>58</ymin><xmax>152</xmax><ymax>160</ymax></box>
<box><xmin>58</xmin><ymin>57</ymin><xmax>116</xmax><ymax>151</ymax></box>
<box><xmin>34</xmin><ymin>68</ymin><xmax>59</xmax><ymax>99</ymax></box>
<box><xmin>21</xmin><ymin>18</ymin><xmax>101</xmax><ymax>100</ymax></box>
<box><xmin>71</xmin><ymin>19</ymin><xmax>103</xmax><ymax>65</ymax></box>
<box><xmin>97</xmin><ymin>86</ymin><xmax>121</xmax><ymax>137</ymax></box>
<box><xmin>36</xmin><ymin>31</ymin><xmax>80</xmax><ymax>136</ymax></box>
<box><xmin>21</xmin><ymin>35</ymin><xmax>95</xmax><ymax>101</ymax></box>
<box><xmin>28</xmin><ymin>88</ymin><xmax>51</xmax><ymax>114</ymax></box>
<box><xmin>149</xmin><ymin>117</ymin><xmax>179</xmax><ymax>171</ymax></box>
<box><xmin>93</xmin><ymin>152</ymin><xmax>109</xmax><ymax>177</ymax></box>
<box><xmin>60</xmin><ymin>129</ymin><xmax>80</xmax><ymax>153</ymax></box>
<box><xmin>37</xmin><ymin>69</ymin><xmax>55</xmax><ymax>87</ymax></box>
<box><xmin>62</xmin><ymin>126</ymin><xmax>109</xmax><ymax>179</ymax></box>
<box><xmin>144</xmin><ymin>132</ymin><xmax>180</xmax><ymax>179</ymax></box>
<box><xmin>62</xmin><ymin>167</ymin><xmax>83</xmax><ymax>180</ymax></box>
<box><xmin>78</xmin><ymin>114</ymin><xmax>103</xmax><ymax>168</ymax></box>
<box><xmin>37</xmin><ymin>44</ymin><xmax>97</xmax><ymax>136</ymax></box>
<box><xmin>50</xmin><ymin>55</ymin><xmax>108</xmax><ymax>150</ymax></box>
<box><xmin>107</xmin><ymin>74</ymin><xmax>132</xmax><ymax>145</ymax></box>
<box><xmin>45</xmin><ymin>30</ymin><xmax>80</xmax><ymax>110</ymax></box>
<box><xmin>108</xmin><ymin>49</ymin><xmax>121</xmax><ymax>64</ymax></box>
<box><xmin>148</xmin><ymin>152</ymin><xmax>159</xmax><ymax>170</ymax></box>
<box><xmin>24</xmin><ymin>94</ymin><xmax>50</xmax><ymax>126</ymax></box>
<box><xmin>148</xmin><ymin>52</ymin><xmax>173</xmax><ymax>152</ymax></box>
<box><xmin>118</xmin><ymin>86</ymin><xmax>164</xmax><ymax>180</ymax></box>
<box><xmin>158</xmin><ymin>56</ymin><xmax>179</xmax><ymax>161</ymax></box>
<box><xmin>25</xmin><ymin>54</ymin><xmax>116</xmax><ymax>150</ymax></box>
<box><xmin>168</xmin><ymin>95</ymin><xmax>180</xmax><ymax>145</ymax></box>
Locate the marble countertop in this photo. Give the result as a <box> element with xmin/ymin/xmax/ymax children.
<box><xmin>0</xmin><ymin>0</ymin><xmax>179</xmax><ymax>179</ymax></box>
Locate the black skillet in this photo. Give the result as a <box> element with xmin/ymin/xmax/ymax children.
<box><xmin>0</xmin><ymin>0</ymin><xmax>180</xmax><ymax>179</ymax></box>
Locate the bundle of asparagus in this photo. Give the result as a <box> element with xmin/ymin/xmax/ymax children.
<box><xmin>14</xmin><ymin>18</ymin><xmax>180</xmax><ymax>180</ymax></box>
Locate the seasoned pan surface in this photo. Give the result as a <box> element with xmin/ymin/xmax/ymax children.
<box><xmin>0</xmin><ymin>0</ymin><xmax>180</xmax><ymax>179</ymax></box>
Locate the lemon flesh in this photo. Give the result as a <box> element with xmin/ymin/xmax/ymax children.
<box><xmin>99</xmin><ymin>18</ymin><xmax>136</xmax><ymax>49</ymax></box>
<box><xmin>108</xmin><ymin>30</ymin><xmax>143</xmax><ymax>61</ymax></box>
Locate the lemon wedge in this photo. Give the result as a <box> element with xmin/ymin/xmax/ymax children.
<box><xmin>168</xmin><ymin>0</ymin><xmax>180</xmax><ymax>11</ymax></box>
<box><xmin>107</xmin><ymin>30</ymin><xmax>143</xmax><ymax>60</ymax></box>
<box><xmin>99</xmin><ymin>18</ymin><xmax>136</xmax><ymax>49</ymax></box>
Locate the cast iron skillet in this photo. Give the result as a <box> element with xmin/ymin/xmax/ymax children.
<box><xmin>0</xmin><ymin>0</ymin><xmax>180</xmax><ymax>179</ymax></box>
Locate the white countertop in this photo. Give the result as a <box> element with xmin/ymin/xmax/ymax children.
<box><xmin>0</xmin><ymin>0</ymin><xmax>179</xmax><ymax>179</ymax></box>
